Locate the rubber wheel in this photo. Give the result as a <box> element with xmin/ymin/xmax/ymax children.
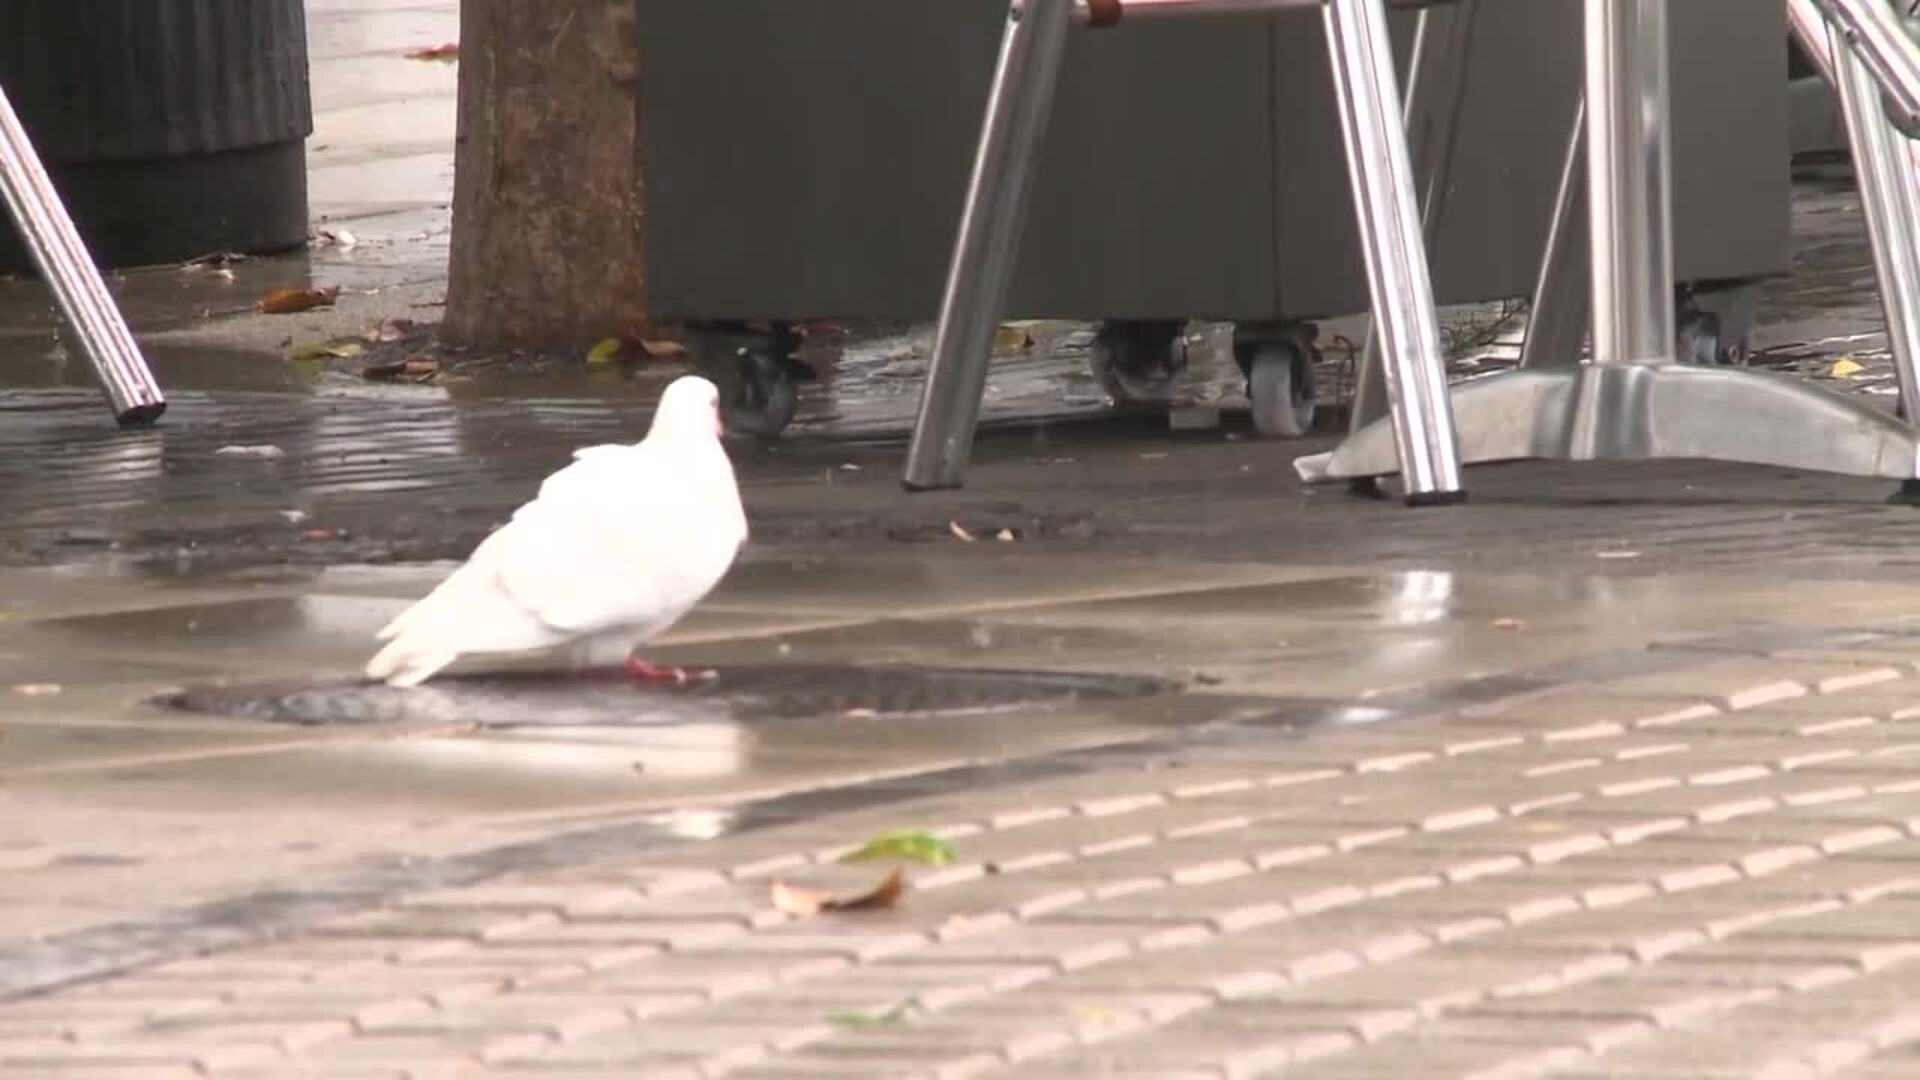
<box><xmin>1675</xmin><ymin>310</ymin><xmax>1722</xmax><ymax>367</ymax></box>
<box><xmin>723</xmin><ymin>347</ymin><xmax>799</xmax><ymax>438</ymax></box>
<box><xmin>1247</xmin><ymin>342</ymin><xmax>1316</xmax><ymax>438</ymax></box>
<box><xmin>1089</xmin><ymin>322</ymin><xmax>1183</xmax><ymax>405</ymax></box>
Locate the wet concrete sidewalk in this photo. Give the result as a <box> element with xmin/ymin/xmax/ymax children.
<box><xmin>12</xmin><ymin>540</ymin><xmax>1920</xmax><ymax>1078</ymax></box>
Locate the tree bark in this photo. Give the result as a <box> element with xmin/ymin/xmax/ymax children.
<box><xmin>442</xmin><ymin>0</ymin><xmax>646</xmax><ymax>351</ymax></box>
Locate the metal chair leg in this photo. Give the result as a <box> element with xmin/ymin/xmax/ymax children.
<box><xmin>1321</xmin><ymin>0</ymin><xmax>1465</xmax><ymax>503</ymax></box>
<box><xmin>1298</xmin><ymin>0</ymin><xmax>1920</xmax><ymax>485</ymax></box>
<box><xmin>1516</xmin><ymin>97</ymin><xmax>1590</xmax><ymax>372</ymax></box>
<box><xmin>1348</xmin><ymin>0</ymin><xmax>1480</xmax><ymax>433</ymax></box>
<box><xmin>1787</xmin><ymin>0</ymin><xmax>1920</xmax><ymax>426</ymax></box>
<box><xmin>0</xmin><ymin>83</ymin><xmax>164</xmax><ymax>427</ymax></box>
<box><xmin>902</xmin><ymin>0</ymin><xmax>1074</xmax><ymax>491</ymax></box>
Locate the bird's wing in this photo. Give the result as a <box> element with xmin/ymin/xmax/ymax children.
<box><xmin>492</xmin><ymin>441</ymin><xmax>740</xmax><ymax>636</ymax></box>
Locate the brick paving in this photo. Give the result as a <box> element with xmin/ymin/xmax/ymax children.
<box><xmin>9</xmin><ymin>638</ymin><xmax>1920</xmax><ymax>1077</ymax></box>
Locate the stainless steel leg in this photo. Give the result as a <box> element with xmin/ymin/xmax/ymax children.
<box><xmin>1347</xmin><ymin>0</ymin><xmax>1480</xmax><ymax>434</ymax></box>
<box><xmin>902</xmin><ymin>0</ymin><xmax>1073</xmax><ymax>491</ymax></box>
<box><xmin>1297</xmin><ymin>0</ymin><xmax>1920</xmax><ymax>485</ymax></box>
<box><xmin>0</xmin><ymin>83</ymin><xmax>164</xmax><ymax>426</ymax></box>
<box><xmin>1517</xmin><ymin>97</ymin><xmax>1590</xmax><ymax>372</ymax></box>
<box><xmin>1321</xmin><ymin>0</ymin><xmax>1465</xmax><ymax>503</ymax></box>
<box><xmin>1788</xmin><ymin>0</ymin><xmax>1920</xmax><ymax>426</ymax></box>
<box><xmin>1582</xmin><ymin>0</ymin><xmax>1673</xmax><ymax>372</ymax></box>
<box><xmin>1811</xmin><ymin>0</ymin><xmax>1920</xmax><ymax>130</ymax></box>
<box><xmin>1826</xmin><ymin>8</ymin><xmax>1920</xmax><ymax>425</ymax></box>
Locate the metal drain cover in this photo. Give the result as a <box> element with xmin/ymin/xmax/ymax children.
<box><xmin>157</xmin><ymin>665</ymin><xmax>1179</xmax><ymax>728</ymax></box>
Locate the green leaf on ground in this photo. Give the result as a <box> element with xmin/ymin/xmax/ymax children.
<box><xmin>287</xmin><ymin>339</ymin><xmax>365</xmax><ymax>364</ymax></box>
<box><xmin>829</xmin><ymin>1002</ymin><xmax>913</xmax><ymax>1027</ymax></box>
<box><xmin>839</xmin><ymin>829</ymin><xmax>955</xmax><ymax>867</ymax></box>
<box><xmin>586</xmin><ymin>338</ymin><xmax>623</xmax><ymax>365</ymax></box>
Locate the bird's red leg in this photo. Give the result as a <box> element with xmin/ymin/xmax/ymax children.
<box><xmin>623</xmin><ymin>651</ymin><xmax>716</xmax><ymax>686</ymax></box>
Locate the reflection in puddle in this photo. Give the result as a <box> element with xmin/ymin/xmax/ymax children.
<box><xmin>1387</xmin><ymin>570</ymin><xmax>1456</xmax><ymax>627</ymax></box>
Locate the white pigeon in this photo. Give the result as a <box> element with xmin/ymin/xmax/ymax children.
<box><xmin>365</xmin><ymin>375</ymin><xmax>747</xmax><ymax>688</ymax></box>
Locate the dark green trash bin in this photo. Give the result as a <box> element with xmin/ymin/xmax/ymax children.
<box><xmin>0</xmin><ymin>0</ymin><xmax>313</xmax><ymax>272</ymax></box>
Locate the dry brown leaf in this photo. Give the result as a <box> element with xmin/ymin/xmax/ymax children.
<box><xmin>948</xmin><ymin>521</ymin><xmax>977</xmax><ymax>543</ymax></box>
<box><xmin>640</xmin><ymin>339</ymin><xmax>688</xmax><ymax>360</ymax></box>
<box><xmin>362</xmin><ymin>356</ymin><xmax>441</xmax><ymax>382</ymax></box>
<box><xmin>769</xmin><ymin>868</ymin><xmax>906</xmax><ymax>918</ymax></box>
<box><xmin>406</xmin><ymin>42</ymin><xmax>459</xmax><ymax>61</ymax></box>
<box><xmin>258</xmin><ymin>286</ymin><xmax>340</xmax><ymax>314</ymax></box>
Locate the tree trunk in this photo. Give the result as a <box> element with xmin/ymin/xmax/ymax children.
<box><xmin>442</xmin><ymin>0</ymin><xmax>646</xmax><ymax>351</ymax></box>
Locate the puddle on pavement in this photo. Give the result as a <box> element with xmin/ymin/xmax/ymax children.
<box><xmin>156</xmin><ymin>664</ymin><xmax>1181</xmax><ymax>730</ymax></box>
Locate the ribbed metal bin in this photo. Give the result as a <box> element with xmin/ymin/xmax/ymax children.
<box><xmin>0</xmin><ymin>0</ymin><xmax>313</xmax><ymax>272</ymax></box>
<box><xmin>635</xmin><ymin>0</ymin><xmax>1786</xmax><ymax>323</ymax></box>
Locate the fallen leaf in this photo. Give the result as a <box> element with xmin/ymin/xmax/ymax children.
<box><xmin>829</xmin><ymin>1002</ymin><xmax>913</xmax><ymax>1027</ymax></box>
<box><xmin>586</xmin><ymin>338</ymin><xmax>624</xmax><ymax>365</ymax></box>
<box><xmin>994</xmin><ymin>324</ymin><xmax>1035</xmax><ymax>351</ymax></box>
<box><xmin>287</xmin><ymin>339</ymin><xmax>366</xmax><ymax>364</ymax></box>
<box><xmin>300</xmin><ymin>528</ymin><xmax>341</xmax><ymax>542</ymax></box>
<box><xmin>995</xmin><ymin>528</ymin><xmax>1016</xmax><ymax>542</ymax></box>
<box><xmin>948</xmin><ymin>521</ymin><xmax>977</xmax><ymax>543</ymax></box>
<box><xmin>406</xmin><ymin>42</ymin><xmax>459</xmax><ymax>61</ymax></box>
<box><xmin>258</xmin><ymin>286</ymin><xmax>340</xmax><ymax>314</ymax></box>
<box><xmin>1831</xmin><ymin>357</ymin><xmax>1866</xmax><ymax>377</ymax></box>
<box><xmin>362</xmin><ymin>356</ymin><xmax>441</xmax><ymax>382</ymax></box>
<box><xmin>841</xmin><ymin>829</ymin><xmax>956</xmax><ymax>867</ymax></box>
<box><xmin>11</xmin><ymin>684</ymin><xmax>61</xmax><ymax>697</ymax></box>
<box><xmin>215</xmin><ymin>444</ymin><xmax>286</xmax><ymax>460</ymax></box>
<box><xmin>1490</xmin><ymin>617</ymin><xmax>1526</xmax><ymax>631</ymax></box>
<box><xmin>640</xmin><ymin>339</ymin><xmax>687</xmax><ymax>360</ymax></box>
<box><xmin>840</xmin><ymin>707</ymin><xmax>879</xmax><ymax>719</ymax></box>
<box><xmin>769</xmin><ymin>868</ymin><xmax>906</xmax><ymax>917</ymax></box>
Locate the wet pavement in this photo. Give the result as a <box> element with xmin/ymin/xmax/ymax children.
<box><xmin>11</xmin><ymin>2</ymin><xmax>1920</xmax><ymax>1076</ymax></box>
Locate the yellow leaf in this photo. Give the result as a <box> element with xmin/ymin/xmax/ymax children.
<box><xmin>586</xmin><ymin>338</ymin><xmax>623</xmax><ymax>365</ymax></box>
<box><xmin>1831</xmin><ymin>357</ymin><xmax>1866</xmax><ymax>377</ymax></box>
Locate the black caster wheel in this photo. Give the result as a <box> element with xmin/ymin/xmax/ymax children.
<box><xmin>686</xmin><ymin>323</ymin><xmax>806</xmax><ymax>438</ymax></box>
<box><xmin>1089</xmin><ymin>320</ymin><xmax>1186</xmax><ymax>405</ymax></box>
<box><xmin>1676</xmin><ymin>308</ymin><xmax>1747</xmax><ymax>367</ymax></box>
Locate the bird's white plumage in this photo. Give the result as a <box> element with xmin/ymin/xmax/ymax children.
<box><xmin>365</xmin><ymin>376</ymin><xmax>746</xmax><ymax>687</ymax></box>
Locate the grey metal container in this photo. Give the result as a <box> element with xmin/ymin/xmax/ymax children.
<box><xmin>635</xmin><ymin>0</ymin><xmax>1787</xmax><ymax>324</ymax></box>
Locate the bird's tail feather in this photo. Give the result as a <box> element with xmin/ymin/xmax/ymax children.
<box><xmin>364</xmin><ymin>636</ymin><xmax>459</xmax><ymax>688</ymax></box>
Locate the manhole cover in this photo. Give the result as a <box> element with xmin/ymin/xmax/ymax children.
<box><xmin>156</xmin><ymin>665</ymin><xmax>1180</xmax><ymax>728</ymax></box>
